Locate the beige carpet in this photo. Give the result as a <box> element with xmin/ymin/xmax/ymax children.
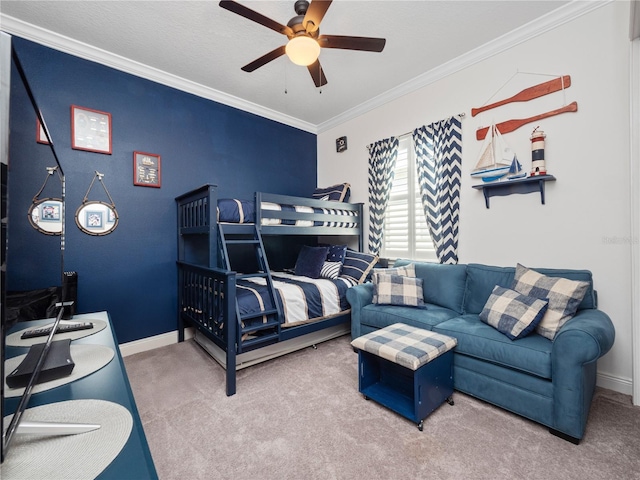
<box><xmin>124</xmin><ymin>336</ymin><xmax>640</xmax><ymax>480</ymax></box>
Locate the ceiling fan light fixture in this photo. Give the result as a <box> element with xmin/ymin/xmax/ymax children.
<box><xmin>285</xmin><ymin>36</ymin><xmax>320</xmax><ymax>66</ymax></box>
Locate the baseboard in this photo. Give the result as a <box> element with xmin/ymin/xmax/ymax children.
<box><xmin>119</xmin><ymin>327</ymin><xmax>194</xmax><ymax>357</ymax></box>
<box><xmin>596</xmin><ymin>371</ymin><xmax>633</xmax><ymax>396</ymax></box>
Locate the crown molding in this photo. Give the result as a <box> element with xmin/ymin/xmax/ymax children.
<box><xmin>316</xmin><ymin>0</ymin><xmax>612</xmax><ymax>133</ymax></box>
<box><xmin>0</xmin><ymin>1</ymin><xmax>610</xmax><ymax>136</ymax></box>
<box><xmin>0</xmin><ymin>14</ymin><xmax>317</xmax><ymax>134</ymax></box>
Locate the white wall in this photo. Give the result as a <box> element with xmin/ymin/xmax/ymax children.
<box><xmin>317</xmin><ymin>2</ymin><xmax>633</xmax><ymax>394</ymax></box>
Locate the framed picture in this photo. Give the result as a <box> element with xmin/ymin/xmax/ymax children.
<box><xmin>36</xmin><ymin>118</ymin><xmax>49</xmax><ymax>144</ymax></box>
<box><xmin>71</xmin><ymin>105</ymin><xmax>112</xmax><ymax>154</ymax></box>
<box><xmin>85</xmin><ymin>210</ymin><xmax>103</xmax><ymax>229</ymax></box>
<box><xmin>40</xmin><ymin>201</ymin><xmax>61</xmax><ymax>222</ymax></box>
<box><xmin>133</xmin><ymin>151</ymin><xmax>161</xmax><ymax>188</ymax></box>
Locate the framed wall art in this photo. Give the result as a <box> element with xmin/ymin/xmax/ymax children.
<box><xmin>85</xmin><ymin>210</ymin><xmax>103</xmax><ymax>229</ymax></box>
<box><xmin>36</xmin><ymin>118</ymin><xmax>49</xmax><ymax>144</ymax></box>
<box><xmin>133</xmin><ymin>151</ymin><xmax>161</xmax><ymax>188</ymax></box>
<box><xmin>71</xmin><ymin>105</ymin><xmax>112</xmax><ymax>154</ymax></box>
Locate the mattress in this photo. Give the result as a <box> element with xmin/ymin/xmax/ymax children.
<box><xmin>237</xmin><ymin>272</ymin><xmax>353</xmax><ymax>328</ymax></box>
<box><xmin>217</xmin><ymin>198</ymin><xmax>358</xmax><ymax>228</ymax></box>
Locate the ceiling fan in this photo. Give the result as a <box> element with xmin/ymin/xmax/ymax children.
<box><xmin>219</xmin><ymin>0</ymin><xmax>386</xmax><ymax>87</ymax></box>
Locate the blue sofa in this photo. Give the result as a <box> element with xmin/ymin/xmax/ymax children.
<box><xmin>346</xmin><ymin>261</ymin><xmax>615</xmax><ymax>443</ymax></box>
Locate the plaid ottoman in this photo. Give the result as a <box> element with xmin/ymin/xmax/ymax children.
<box><xmin>351</xmin><ymin>323</ymin><xmax>457</xmax><ymax>430</ymax></box>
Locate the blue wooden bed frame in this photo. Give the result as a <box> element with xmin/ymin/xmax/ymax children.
<box><xmin>176</xmin><ymin>185</ymin><xmax>364</xmax><ymax>396</ymax></box>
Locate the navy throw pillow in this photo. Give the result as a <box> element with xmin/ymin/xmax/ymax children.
<box><xmin>294</xmin><ymin>246</ymin><xmax>330</xmax><ymax>279</ymax></box>
<box><xmin>319</xmin><ymin>244</ymin><xmax>347</xmax><ymax>263</ymax></box>
<box><xmin>311</xmin><ymin>183</ymin><xmax>351</xmax><ymax>202</ymax></box>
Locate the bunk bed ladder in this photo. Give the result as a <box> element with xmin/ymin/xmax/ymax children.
<box><xmin>218</xmin><ymin>224</ymin><xmax>282</xmax><ymax>353</ymax></box>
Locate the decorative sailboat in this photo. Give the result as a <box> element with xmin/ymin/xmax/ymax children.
<box><xmin>506</xmin><ymin>154</ymin><xmax>526</xmax><ymax>180</ymax></box>
<box><xmin>471</xmin><ymin>123</ymin><xmax>524</xmax><ymax>182</ymax></box>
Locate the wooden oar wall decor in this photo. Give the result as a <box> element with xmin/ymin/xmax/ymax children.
<box><xmin>473</xmin><ymin>75</ymin><xmax>577</xmax><ymax>140</ymax></box>
<box><xmin>475</xmin><ymin>102</ymin><xmax>578</xmax><ymax>140</ymax></box>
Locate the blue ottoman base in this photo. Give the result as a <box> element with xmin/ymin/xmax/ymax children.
<box><xmin>358</xmin><ymin>349</ymin><xmax>454</xmax><ymax>430</ymax></box>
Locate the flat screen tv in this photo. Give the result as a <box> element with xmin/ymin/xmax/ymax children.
<box><xmin>0</xmin><ymin>31</ymin><xmax>9</xmax><ymax>463</ymax></box>
<box><xmin>0</xmin><ymin>32</ymin><xmax>85</xmax><ymax>463</ymax></box>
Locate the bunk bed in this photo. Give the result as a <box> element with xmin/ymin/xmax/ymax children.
<box><xmin>176</xmin><ymin>184</ymin><xmax>366</xmax><ymax>396</ymax></box>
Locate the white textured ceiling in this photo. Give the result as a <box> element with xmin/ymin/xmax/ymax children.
<box><xmin>0</xmin><ymin>1</ymin><xmax>579</xmax><ymax>132</ymax></box>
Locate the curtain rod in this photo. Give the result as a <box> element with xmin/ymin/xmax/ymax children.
<box><xmin>397</xmin><ymin>112</ymin><xmax>466</xmax><ymax>138</ymax></box>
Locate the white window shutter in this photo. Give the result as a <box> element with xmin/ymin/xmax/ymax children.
<box><xmin>381</xmin><ymin>137</ymin><xmax>437</xmax><ymax>262</ymax></box>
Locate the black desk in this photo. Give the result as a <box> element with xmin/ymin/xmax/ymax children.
<box><xmin>4</xmin><ymin>312</ymin><xmax>158</xmax><ymax>479</ymax></box>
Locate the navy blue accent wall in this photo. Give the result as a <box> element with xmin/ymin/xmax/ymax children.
<box><xmin>6</xmin><ymin>37</ymin><xmax>317</xmax><ymax>344</ymax></box>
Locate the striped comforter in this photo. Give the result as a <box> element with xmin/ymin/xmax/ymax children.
<box><xmin>217</xmin><ymin>198</ymin><xmax>358</xmax><ymax>228</ymax></box>
<box><xmin>236</xmin><ymin>272</ymin><xmax>354</xmax><ymax>328</ymax></box>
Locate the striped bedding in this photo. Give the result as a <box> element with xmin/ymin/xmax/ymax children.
<box><xmin>217</xmin><ymin>198</ymin><xmax>358</xmax><ymax>228</ymax></box>
<box><xmin>237</xmin><ymin>272</ymin><xmax>354</xmax><ymax>328</ymax></box>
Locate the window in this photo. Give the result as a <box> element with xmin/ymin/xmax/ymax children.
<box><xmin>381</xmin><ymin>136</ymin><xmax>437</xmax><ymax>262</ymax></box>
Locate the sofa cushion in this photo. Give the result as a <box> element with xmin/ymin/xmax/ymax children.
<box><xmin>393</xmin><ymin>260</ymin><xmax>466</xmax><ymax>314</ymax></box>
<box><xmin>434</xmin><ymin>314</ymin><xmax>552</xmax><ymax>379</ymax></box>
<box><xmin>360</xmin><ymin>303</ymin><xmax>458</xmax><ymax>332</ymax></box>
<box><xmin>480</xmin><ymin>286</ymin><xmax>549</xmax><ymax>340</ymax></box>
<box><xmin>463</xmin><ymin>264</ymin><xmax>515</xmax><ymax>315</ymax></box>
<box><xmin>464</xmin><ymin>263</ymin><xmax>596</xmax><ymax>315</ymax></box>
<box><xmin>511</xmin><ymin>264</ymin><xmax>590</xmax><ymax>340</ymax></box>
<box><xmin>373</xmin><ymin>274</ymin><xmax>426</xmax><ymax>308</ymax></box>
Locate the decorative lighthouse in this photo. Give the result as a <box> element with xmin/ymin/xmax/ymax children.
<box><xmin>530</xmin><ymin>127</ymin><xmax>547</xmax><ymax>176</ymax></box>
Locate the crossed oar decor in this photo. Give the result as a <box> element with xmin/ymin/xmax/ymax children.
<box><xmin>473</xmin><ymin>75</ymin><xmax>577</xmax><ymax>140</ymax></box>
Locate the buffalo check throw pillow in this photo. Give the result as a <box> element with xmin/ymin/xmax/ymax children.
<box><xmin>480</xmin><ymin>286</ymin><xmax>549</xmax><ymax>340</ymax></box>
<box><xmin>371</xmin><ymin>263</ymin><xmax>416</xmax><ymax>280</ymax></box>
<box><xmin>371</xmin><ymin>264</ymin><xmax>417</xmax><ymax>303</ymax></box>
<box><xmin>373</xmin><ymin>274</ymin><xmax>426</xmax><ymax>308</ymax></box>
<box><xmin>510</xmin><ymin>263</ymin><xmax>590</xmax><ymax>340</ymax></box>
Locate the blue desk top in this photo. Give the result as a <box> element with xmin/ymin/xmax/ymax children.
<box><xmin>4</xmin><ymin>311</ymin><xmax>158</xmax><ymax>479</ymax></box>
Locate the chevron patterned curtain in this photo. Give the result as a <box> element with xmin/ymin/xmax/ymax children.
<box><xmin>412</xmin><ymin>116</ymin><xmax>462</xmax><ymax>264</ymax></box>
<box><xmin>367</xmin><ymin>137</ymin><xmax>399</xmax><ymax>255</ymax></box>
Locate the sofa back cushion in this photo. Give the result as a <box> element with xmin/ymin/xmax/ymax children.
<box><xmin>393</xmin><ymin>260</ymin><xmax>467</xmax><ymax>314</ymax></box>
<box><xmin>463</xmin><ymin>263</ymin><xmax>596</xmax><ymax>315</ymax></box>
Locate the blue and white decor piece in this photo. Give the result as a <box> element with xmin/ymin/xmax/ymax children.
<box><xmin>413</xmin><ymin>116</ymin><xmax>463</xmax><ymax>265</ymax></box>
<box><xmin>367</xmin><ymin>137</ymin><xmax>399</xmax><ymax>255</ymax></box>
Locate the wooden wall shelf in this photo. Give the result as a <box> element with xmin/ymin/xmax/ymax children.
<box><xmin>472</xmin><ymin>174</ymin><xmax>556</xmax><ymax>209</ymax></box>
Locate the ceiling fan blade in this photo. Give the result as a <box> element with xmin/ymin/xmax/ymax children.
<box><xmin>241</xmin><ymin>45</ymin><xmax>286</xmax><ymax>72</ymax></box>
<box><xmin>219</xmin><ymin>1</ymin><xmax>293</xmax><ymax>36</ymax></box>
<box><xmin>307</xmin><ymin>60</ymin><xmax>327</xmax><ymax>87</ymax></box>
<box><xmin>318</xmin><ymin>35</ymin><xmax>386</xmax><ymax>52</ymax></box>
<box><xmin>303</xmin><ymin>0</ymin><xmax>332</xmax><ymax>33</ymax></box>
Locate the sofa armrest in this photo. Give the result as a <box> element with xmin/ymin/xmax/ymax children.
<box><xmin>551</xmin><ymin>309</ymin><xmax>615</xmax><ymax>439</ymax></box>
<box><xmin>346</xmin><ymin>283</ymin><xmax>374</xmax><ymax>339</ymax></box>
<box><xmin>553</xmin><ymin>309</ymin><xmax>615</xmax><ymax>362</ymax></box>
